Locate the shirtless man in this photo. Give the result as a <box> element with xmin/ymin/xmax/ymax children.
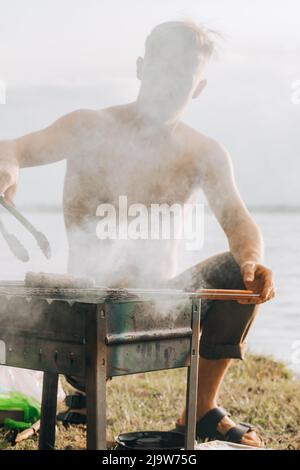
<box><xmin>0</xmin><ymin>22</ymin><xmax>275</xmax><ymax>446</ymax></box>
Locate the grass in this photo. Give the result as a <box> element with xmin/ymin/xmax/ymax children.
<box><xmin>1</xmin><ymin>354</ymin><xmax>300</xmax><ymax>450</ymax></box>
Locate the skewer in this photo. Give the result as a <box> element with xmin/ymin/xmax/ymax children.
<box><xmin>0</xmin><ymin>281</ymin><xmax>260</xmax><ymax>301</ymax></box>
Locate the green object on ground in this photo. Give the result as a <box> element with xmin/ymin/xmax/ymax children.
<box><xmin>0</xmin><ymin>392</ymin><xmax>40</xmax><ymax>430</ymax></box>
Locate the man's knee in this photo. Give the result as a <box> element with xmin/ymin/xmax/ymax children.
<box><xmin>199</xmin><ymin>296</ymin><xmax>259</xmax><ymax>361</ymax></box>
<box><xmin>188</xmin><ymin>251</ymin><xmax>244</xmax><ymax>292</ymax></box>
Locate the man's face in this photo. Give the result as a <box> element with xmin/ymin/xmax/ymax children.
<box><xmin>137</xmin><ymin>34</ymin><xmax>204</xmax><ymax>124</ymax></box>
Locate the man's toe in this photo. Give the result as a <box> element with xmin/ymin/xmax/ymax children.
<box><xmin>241</xmin><ymin>430</ymin><xmax>263</xmax><ymax>447</ymax></box>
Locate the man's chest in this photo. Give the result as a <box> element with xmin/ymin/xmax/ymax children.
<box><xmin>65</xmin><ymin>141</ymin><xmax>198</xmax><ymax>209</ymax></box>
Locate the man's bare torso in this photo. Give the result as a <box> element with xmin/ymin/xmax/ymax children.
<box><xmin>62</xmin><ymin>104</ymin><xmax>207</xmax><ymax>286</ymax></box>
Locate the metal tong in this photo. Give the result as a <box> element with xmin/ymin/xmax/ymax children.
<box><xmin>0</xmin><ymin>195</ymin><xmax>51</xmax><ymax>262</ymax></box>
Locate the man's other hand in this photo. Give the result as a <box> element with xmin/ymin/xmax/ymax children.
<box><xmin>239</xmin><ymin>262</ymin><xmax>275</xmax><ymax>304</ymax></box>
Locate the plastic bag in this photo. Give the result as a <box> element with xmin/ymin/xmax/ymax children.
<box><xmin>0</xmin><ymin>392</ymin><xmax>40</xmax><ymax>430</ymax></box>
<box><xmin>0</xmin><ymin>366</ymin><xmax>65</xmax><ymax>403</ymax></box>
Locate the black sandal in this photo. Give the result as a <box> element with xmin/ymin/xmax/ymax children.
<box><xmin>57</xmin><ymin>393</ymin><xmax>87</xmax><ymax>426</ymax></box>
<box><xmin>175</xmin><ymin>407</ymin><xmax>261</xmax><ymax>445</ymax></box>
<box><xmin>56</xmin><ymin>410</ymin><xmax>86</xmax><ymax>425</ymax></box>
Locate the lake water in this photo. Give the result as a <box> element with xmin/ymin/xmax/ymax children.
<box><xmin>0</xmin><ymin>210</ymin><xmax>299</xmax><ymax>372</ymax></box>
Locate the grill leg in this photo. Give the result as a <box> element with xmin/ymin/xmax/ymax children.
<box><xmin>86</xmin><ymin>304</ymin><xmax>107</xmax><ymax>450</ymax></box>
<box><xmin>185</xmin><ymin>299</ymin><xmax>201</xmax><ymax>450</ymax></box>
<box><xmin>39</xmin><ymin>371</ymin><xmax>58</xmax><ymax>450</ymax></box>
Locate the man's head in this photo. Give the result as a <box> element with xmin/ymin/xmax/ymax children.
<box><xmin>136</xmin><ymin>21</ymin><xmax>217</xmax><ymax>125</ymax></box>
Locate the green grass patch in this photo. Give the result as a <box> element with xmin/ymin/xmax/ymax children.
<box><xmin>1</xmin><ymin>354</ymin><xmax>299</xmax><ymax>450</ymax></box>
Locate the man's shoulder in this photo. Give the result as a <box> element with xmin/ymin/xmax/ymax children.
<box><xmin>60</xmin><ymin>108</ymin><xmax>115</xmax><ymax>133</ymax></box>
<box><xmin>178</xmin><ymin>123</ymin><xmax>230</xmax><ymax>170</ymax></box>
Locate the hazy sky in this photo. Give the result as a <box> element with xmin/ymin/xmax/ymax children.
<box><xmin>1</xmin><ymin>0</ymin><xmax>300</xmax><ymax>85</ymax></box>
<box><xmin>0</xmin><ymin>0</ymin><xmax>300</xmax><ymax>206</ymax></box>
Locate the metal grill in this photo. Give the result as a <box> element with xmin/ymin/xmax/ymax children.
<box><xmin>0</xmin><ymin>282</ymin><xmax>257</xmax><ymax>450</ymax></box>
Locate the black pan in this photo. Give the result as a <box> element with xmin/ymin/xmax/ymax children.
<box><xmin>115</xmin><ymin>431</ymin><xmax>184</xmax><ymax>450</ymax></box>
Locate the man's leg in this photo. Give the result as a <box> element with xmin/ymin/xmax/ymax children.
<box><xmin>177</xmin><ymin>357</ymin><xmax>262</xmax><ymax>446</ymax></box>
<box><xmin>169</xmin><ymin>252</ymin><xmax>262</xmax><ymax>446</ymax></box>
<box><xmin>177</xmin><ymin>357</ymin><xmax>230</xmax><ymax>423</ymax></box>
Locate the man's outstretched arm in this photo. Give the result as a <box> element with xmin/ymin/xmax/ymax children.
<box><xmin>200</xmin><ymin>139</ymin><xmax>275</xmax><ymax>303</ymax></box>
<box><xmin>0</xmin><ymin>109</ymin><xmax>95</xmax><ymax>202</ymax></box>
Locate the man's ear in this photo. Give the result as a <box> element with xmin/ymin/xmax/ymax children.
<box><xmin>192</xmin><ymin>79</ymin><xmax>207</xmax><ymax>99</ymax></box>
<box><xmin>136</xmin><ymin>57</ymin><xmax>144</xmax><ymax>80</ymax></box>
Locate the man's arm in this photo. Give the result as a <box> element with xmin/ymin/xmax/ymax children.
<box><xmin>15</xmin><ymin>109</ymin><xmax>95</xmax><ymax>168</ymax></box>
<box><xmin>0</xmin><ymin>109</ymin><xmax>95</xmax><ymax>201</ymax></box>
<box><xmin>199</xmin><ymin>139</ymin><xmax>275</xmax><ymax>303</ymax></box>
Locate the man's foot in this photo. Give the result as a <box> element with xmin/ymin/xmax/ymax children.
<box><xmin>215</xmin><ymin>415</ymin><xmax>263</xmax><ymax>447</ymax></box>
<box><xmin>176</xmin><ymin>408</ymin><xmax>263</xmax><ymax>447</ymax></box>
<box><xmin>57</xmin><ymin>393</ymin><xmax>87</xmax><ymax>425</ymax></box>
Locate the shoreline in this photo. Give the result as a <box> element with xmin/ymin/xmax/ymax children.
<box><xmin>9</xmin><ymin>205</ymin><xmax>300</xmax><ymax>214</ymax></box>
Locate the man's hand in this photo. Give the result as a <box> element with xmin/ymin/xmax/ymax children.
<box><xmin>239</xmin><ymin>262</ymin><xmax>275</xmax><ymax>304</ymax></box>
<box><xmin>0</xmin><ymin>158</ymin><xmax>19</xmax><ymax>204</ymax></box>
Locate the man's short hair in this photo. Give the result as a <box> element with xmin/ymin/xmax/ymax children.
<box><xmin>145</xmin><ymin>21</ymin><xmax>218</xmax><ymax>63</ymax></box>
